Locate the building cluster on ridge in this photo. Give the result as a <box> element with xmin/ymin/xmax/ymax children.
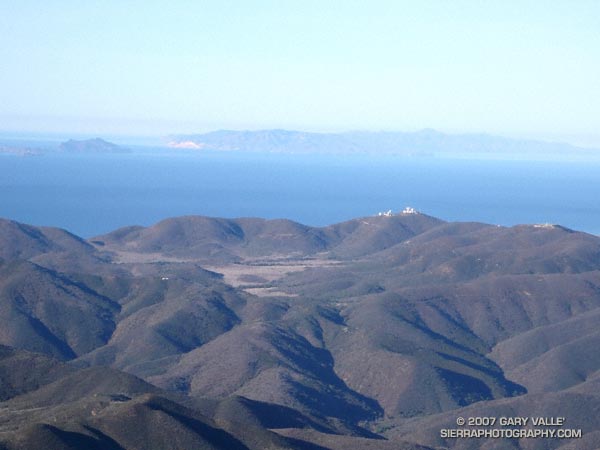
<box><xmin>377</xmin><ymin>207</ymin><xmax>419</xmax><ymax>217</ymax></box>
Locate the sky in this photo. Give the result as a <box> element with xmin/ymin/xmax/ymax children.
<box><xmin>1</xmin><ymin>1</ymin><xmax>599</xmax><ymax>144</ymax></box>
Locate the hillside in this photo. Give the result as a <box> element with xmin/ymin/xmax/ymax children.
<box><xmin>1</xmin><ymin>212</ymin><xmax>600</xmax><ymax>448</ymax></box>
<box><xmin>0</xmin><ymin>349</ymin><xmax>325</xmax><ymax>450</ymax></box>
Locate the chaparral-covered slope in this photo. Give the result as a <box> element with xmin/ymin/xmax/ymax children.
<box><xmin>1</xmin><ymin>212</ymin><xmax>600</xmax><ymax>449</ymax></box>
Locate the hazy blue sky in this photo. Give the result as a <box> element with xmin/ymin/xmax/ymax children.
<box><xmin>1</xmin><ymin>1</ymin><xmax>599</xmax><ymax>143</ymax></box>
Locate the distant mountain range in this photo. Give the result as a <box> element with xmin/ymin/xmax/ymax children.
<box><xmin>1</xmin><ymin>131</ymin><xmax>597</xmax><ymax>158</ymax></box>
<box><xmin>1</xmin><ymin>212</ymin><xmax>600</xmax><ymax>448</ymax></box>
<box><xmin>167</xmin><ymin>128</ymin><xmax>597</xmax><ymax>156</ymax></box>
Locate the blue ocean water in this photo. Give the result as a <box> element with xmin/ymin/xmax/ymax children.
<box><xmin>1</xmin><ymin>150</ymin><xmax>599</xmax><ymax>237</ymax></box>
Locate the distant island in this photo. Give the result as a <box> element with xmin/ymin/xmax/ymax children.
<box><xmin>59</xmin><ymin>137</ymin><xmax>130</xmax><ymax>153</ymax></box>
<box><xmin>167</xmin><ymin>128</ymin><xmax>597</xmax><ymax>157</ymax></box>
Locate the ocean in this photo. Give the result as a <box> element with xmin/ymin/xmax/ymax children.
<box><xmin>1</xmin><ymin>149</ymin><xmax>599</xmax><ymax>237</ymax></box>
